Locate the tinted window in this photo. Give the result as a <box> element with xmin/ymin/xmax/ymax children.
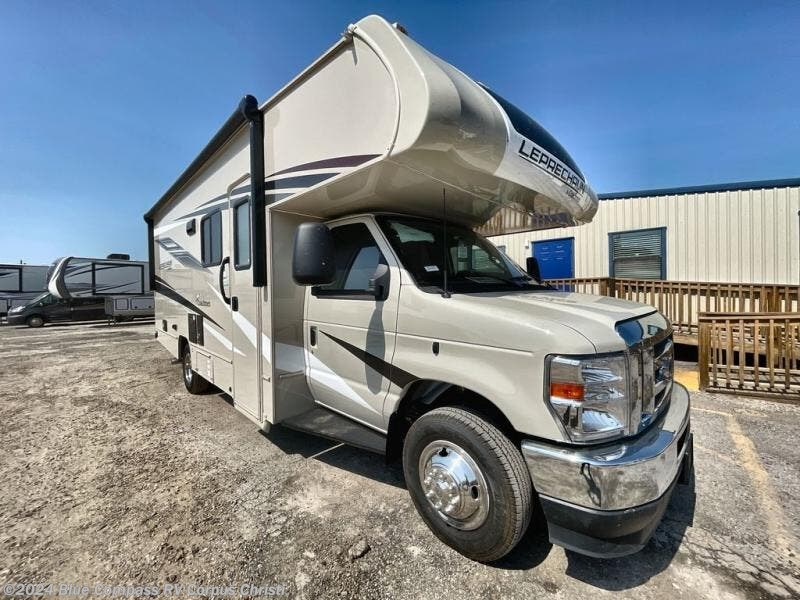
<box><xmin>34</xmin><ymin>293</ymin><xmax>57</xmax><ymax>307</ymax></box>
<box><xmin>317</xmin><ymin>223</ymin><xmax>385</xmax><ymax>295</ymax></box>
<box><xmin>63</xmin><ymin>259</ymin><xmax>93</xmax><ymax>295</ymax></box>
<box><xmin>0</xmin><ymin>267</ymin><xmax>20</xmax><ymax>292</ymax></box>
<box><xmin>94</xmin><ymin>264</ymin><xmax>144</xmax><ymax>295</ymax></box>
<box><xmin>234</xmin><ymin>201</ymin><xmax>251</xmax><ymax>269</ymax></box>
<box><xmin>21</xmin><ymin>267</ymin><xmax>48</xmax><ymax>292</ymax></box>
<box><xmin>377</xmin><ymin>216</ymin><xmax>547</xmax><ymax>294</ymax></box>
<box><xmin>481</xmin><ymin>84</ymin><xmax>583</xmax><ymax>180</ymax></box>
<box><xmin>201</xmin><ymin>210</ymin><xmax>223</xmax><ymax>266</ymax></box>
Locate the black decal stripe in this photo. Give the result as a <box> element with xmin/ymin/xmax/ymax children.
<box><xmin>153</xmin><ymin>276</ymin><xmax>221</xmax><ymax>329</ymax></box>
<box><xmin>174</xmin><ymin>174</ymin><xmax>334</xmax><ymax>221</ymax></box>
<box><xmin>269</xmin><ymin>154</ymin><xmax>380</xmax><ymax>178</ymax></box>
<box><xmin>176</xmin><ymin>202</ymin><xmax>229</xmax><ymax>221</ymax></box>
<box><xmin>264</xmin><ymin>172</ymin><xmax>337</xmax><ymax>191</ymax></box>
<box><xmin>265</xmin><ymin>192</ymin><xmax>293</xmax><ymax>204</ymax></box>
<box><xmin>320</xmin><ymin>331</ymin><xmax>416</xmax><ymax>388</ymax></box>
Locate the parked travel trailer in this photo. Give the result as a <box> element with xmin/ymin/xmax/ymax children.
<box><xmin>0</xmin><ymin>263</ymin><xmax>49</xmax><ymax>318</ymax></box>
<box><xmin>145</xmin><ymin>15</ymin><xmax>692</xmax><ymax>562</ymax></box>
<box><xmin>104</xmin><ymin>295</ymin><xmax>155</xmax><ymax>323</ymax></box>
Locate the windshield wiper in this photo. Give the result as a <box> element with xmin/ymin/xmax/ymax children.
<box><xmin>461</xmin><ymin>272</ymin><xmax>521</xmax><ymax>286</ymax></box>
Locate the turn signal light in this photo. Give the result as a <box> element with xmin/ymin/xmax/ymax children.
<box><xmin>550</xmin><ymin>382</ymin><xmax>584</xmax><ymax>401</ymax></box>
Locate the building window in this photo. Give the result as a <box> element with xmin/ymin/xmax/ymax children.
<box><xmin>609</xmin><ymin>227</ymin><xmax>666</xmax><ymax>280</ymax></box>
<box><xmin>201</xmin><ymin>210</ymin><xmax>223</xmax><ymax>267</ymax></box>
<box><xmin>233</xmin><ymin>200</ymin><xmax>251</xmax><ymax>270</ymax></box>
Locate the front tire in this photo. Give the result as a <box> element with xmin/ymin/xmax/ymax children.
<box><xmin>182</xmin><ymin>345</ymin><xmax>210</xmax><ymax>394</ymax></box>
<box><xmin>403</xmin><ymin>407</ymin><xmax>533</xmax><ymax>562</ymax></box>
<box><xmin>26</xmin><ymin>315</ymin><xmax>44</xmax><ymax>328</ymax></box>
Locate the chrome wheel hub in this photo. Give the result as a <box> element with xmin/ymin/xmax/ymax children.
<box><xmin>418</xmin><ymin>440</ymin><xmax>489</xmax><ymax>530</ymax></box>
<box><xmin>184</xmin><ymin>354</ymin><xmax>192</xmax><ymax>384</ymax></box>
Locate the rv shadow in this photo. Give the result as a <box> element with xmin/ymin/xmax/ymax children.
<box><xmin>561</xmin><ymin>473</ymin><xmax>696</xmax><ymax>589</ymax></box>
<box><xmin>90</xmin><ymin>319</ymin><xmax>155</xmax><ymax>328</ymax></box>
<box><xmin>263</xmin><ymin>425</ymin><xmax>405</xmax><ymax>489</ymax></box>
<box><xmin>31</xmin><ymin>319</ymin><xmax>109</xmax><ymax>329</ymax></box>
<box><xmin>260</xmin><ymin>421</ymin><xmax>694</xmax><ymax>581</ymax></box>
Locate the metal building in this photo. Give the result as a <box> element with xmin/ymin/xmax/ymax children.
<box><xmin>489</xmin><ymin>178</ymin><xmax>800</xmax><ymax>285</ymax></box>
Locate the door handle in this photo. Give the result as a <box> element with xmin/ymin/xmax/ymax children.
<box><xmin>219</xmin><ymin>257</ymin><xmax>231</xmax><ymax>305</ymax></box>
<box><xmin>309</xmin><ymin>326</ymin><xmax>317</xmax><ymax>347</ymax></box>
<box><xmin>231</xmin><ymin>296</ymin><xmax>239</xmax><ymax>312</ymax></box>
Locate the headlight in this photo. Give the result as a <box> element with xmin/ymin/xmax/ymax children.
<box><xmin>9</xmin><ymin>306</ymin><xmax>24</xmax><ymax>313</ymax></box>
<box><xmin>546</xmin><ymin>353</ymin><xmax>633</xmax><ymax>443</ymax></box>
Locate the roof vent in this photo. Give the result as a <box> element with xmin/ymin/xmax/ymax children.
<box><xmin>106</xmin><ymin>253</ymin><xmax>130</xmax><ymax>260</ymax></box>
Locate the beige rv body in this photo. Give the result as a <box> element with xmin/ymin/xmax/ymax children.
<box><xmin>146</xmin><ymin>15</ymin><xmax>691</xmax><ymax>560</ymax></box>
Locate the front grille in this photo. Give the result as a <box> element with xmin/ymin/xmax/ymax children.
<box><xmin>616</xmin><ymin>312</ymin><xmax>674</xmax><ymax>435</ymax></box>
<box><xmin>638</xmin><ymin>334</ymin><xmax>674</xmax><ymax>430</ymax></box>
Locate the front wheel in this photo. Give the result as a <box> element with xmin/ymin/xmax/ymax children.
<box><xmin>403</xmin><ymin>407</ymin><xmax>533</xmax><ymax>562</ymax></box>
<box><xmin>182</xmin><ymin>345</ymin><xmax>210</xmax><ymax>394</ymax></box>
<box><xmin>26</xmin><ymin>315</ymin><xmax>44</xmax><ymax>328</ymax></box>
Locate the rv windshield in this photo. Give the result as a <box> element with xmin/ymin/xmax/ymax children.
<box><xmin>377</xmin><ymin>216</ymin><xmax>548</xmax><ymax>294</ymax></box>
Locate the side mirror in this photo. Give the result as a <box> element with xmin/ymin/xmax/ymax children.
<box><xmin>292</xmin><ymin>222</ymin><xmax>335</xmax><ymax>286</ymax></box>
<box><xmin>367</xmin><ymin>263</ymin><xmax>390</xmax><ymax>300</ymax></box>
<box><xmin>526</xmin><ymin>256</ymin><xmax>542</xmax><ymax>281</ymax></box>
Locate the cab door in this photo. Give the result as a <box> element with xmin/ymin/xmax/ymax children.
<box><xmin>304</xmin><ymin>217</ymin><xmax>400</xmax><ymax>431</ymax></box>
<box><xmin>227</xmin><ymin>193</ymin><xmax>261</xmax><ymax>420</ymax></box>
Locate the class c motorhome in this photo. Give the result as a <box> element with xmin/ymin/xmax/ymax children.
<box><xmin>145</xmin><ymin>15</ymin><xmax>693</xmax><ymax>562</ymax></box>
<box><xmin>0</xmin><ymin>263</ymin><xmax>49</xmax><ymax>318</ymax></box>
<box><xmin>6</xmin><ymin>255</ymin><xmax>152</xmax><ymax>327</ymax></box>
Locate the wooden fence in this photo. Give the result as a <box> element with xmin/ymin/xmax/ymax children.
<box><xmin>545</xmin><ymin>277</ymin><xmax>800</xmax><ymax>342</ymax></box>
<box><xmin>698</xmin><ymin>313</ymin><xmax>800</xmax><ymax>400</ymax></box>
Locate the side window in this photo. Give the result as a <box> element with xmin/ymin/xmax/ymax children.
<box><xmin>201</xmin><ymin>210</ymin><xmax>223</xmax><ymax>267</ymax></box>
<box><xmin>451</xmin><ymin>242</ymin><xmax>504</xmax><ymax>275</ymax></box>
<box><xmin>233</xmin><ymin>200</ymin><xmax>251</xmax><ymax>269</ymax></box>
<box><xmin>0</xmin><ymin>267</ymin><xmax>21</xmax><ymax>292</ymax></box>
<box><xmin>316</xmin><ymin>223</ymin><xmax>386</xmax><ymax>297</ymax></box>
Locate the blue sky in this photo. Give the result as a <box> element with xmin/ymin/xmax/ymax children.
<box><xmin>0</xmin><ymin>0</ymin><xmax>798</xmax><ymax>264</ymax></box>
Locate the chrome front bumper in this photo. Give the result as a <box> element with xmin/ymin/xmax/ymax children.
<box><xmin>522</xmin><ymin>382</ymin><xmax>691</xmax><ymax>511</ymax></box>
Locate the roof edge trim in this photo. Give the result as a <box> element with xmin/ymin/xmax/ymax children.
<box><xmin>599</xmin><ymin>177</ymin><xmax>800</xmax><ymax>200</ymax></box>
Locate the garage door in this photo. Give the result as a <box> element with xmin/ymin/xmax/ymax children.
<box><xmin>533</xmin><ymin>238</ymin><xmax>574</xmax><ymax>279</ymax></box>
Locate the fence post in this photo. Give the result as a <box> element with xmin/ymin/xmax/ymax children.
<box><xmin>698</xmin><ymin>318</ymin><xmax>710</xmax><ymax>392</ymax></box>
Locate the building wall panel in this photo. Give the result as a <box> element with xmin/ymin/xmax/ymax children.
<box><xmin>489</xmin><ymin>185</ymin><xmax>800</xmax><ymax>285</ymax></box>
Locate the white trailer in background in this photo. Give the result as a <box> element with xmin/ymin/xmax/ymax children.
<box><xmin>145</xmin><ymin>14</ymin><xmax>691</xmax><ymax>562</ymax></box>
<box><xmin>104</xmin><ymin>295</ymin><xmax>155</xmax><ymax>323</ymax></box>
<box><xmin>0</xmin><ymin>264</ymin><xmax>49</xmax><ymax>318</ymax></box>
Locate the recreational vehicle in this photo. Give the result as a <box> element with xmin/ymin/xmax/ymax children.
<box><xmin>145</xmin><ymin>15</ymin><xmax>692</xmax><ymax>561</ymax></box>
<box><xmin>0</xmin><ymin>263</ymin><xmax>49</xmax><ymax>318</ymax></box>
<box><xmin>7</xmin><ymin>256</ymin><xmax>153</xmax><ymax>327</ymax></box>
<box><xmin>47</xmin><ymin>255</ymin><xmax>150</xmax><ymax>299</ymax></box>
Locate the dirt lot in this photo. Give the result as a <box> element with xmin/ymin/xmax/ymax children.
<box><xmin>1</xmin><ymin>322</ymin><xmax>799</xmax><ymax>599</ymax></box>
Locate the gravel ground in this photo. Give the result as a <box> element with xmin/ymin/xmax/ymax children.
<box><xmin>1</xmin><ymin>322</ymin><xmax>799</xmax><ymax>599</ymax></box>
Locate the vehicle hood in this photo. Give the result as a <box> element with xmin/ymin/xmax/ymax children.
<box><xmin>398</xmin><ymin>287</ymin><xmax>658</xmax><ymax>354</ymax></box>
<box><xmin>473</xmin><ymin>290</ymin><xmax>655</xmax><ymax>351</ymax></box>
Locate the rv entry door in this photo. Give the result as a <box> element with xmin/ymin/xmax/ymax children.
<box><xmin>228</xmin><ymin>193</ymin><xmax>262</xmax><ymax>420</ymax></box>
